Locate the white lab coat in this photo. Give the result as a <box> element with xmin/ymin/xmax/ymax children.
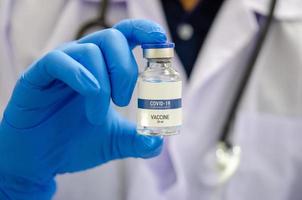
<box><xmin>1</xmin><ymin>0</ymin><xmax>302</xmax><ymax>199</ymax></box>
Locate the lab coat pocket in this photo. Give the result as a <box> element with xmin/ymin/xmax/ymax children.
<box><xmin>226</xmin><ymin>112</ymin><xmax>302</xmax><ymax>200</ymax></box>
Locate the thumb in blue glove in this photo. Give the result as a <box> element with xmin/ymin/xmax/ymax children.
<box><xmin>0</xmin><ymin>19</ymin><xmax>166</xmax><ymax>200</ymax></box>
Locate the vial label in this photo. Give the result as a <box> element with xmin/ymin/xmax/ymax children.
<box><xmin>137</xmin><ymin>80</ymin><xmax>182</xmax><ymax>127</ymax></box>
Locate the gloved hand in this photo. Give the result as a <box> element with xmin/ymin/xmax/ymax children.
<box><xmin>0</xmin><ymin>19</ymin><xmax>166</xmax><ymax>200</ymax></box>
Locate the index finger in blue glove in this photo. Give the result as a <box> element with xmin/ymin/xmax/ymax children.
<box><xmin>113</xmin><ymin>19</ymin><xmax>167</xmax><ymax>49</ymax></box>
<box><xmin>78</xmin><ymin>29</ymin><xmax>136</xmax><ymax>107</ymax></box>
<box><xmin>78</xmin><ymin>19</ymin><xmax>167</xmax><ymax>106</ymax></box>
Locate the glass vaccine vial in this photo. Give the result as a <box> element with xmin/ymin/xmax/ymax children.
<box><xmin>137</xmin><ymin>43</ymin><xmax>182</xmax><ymax>136</ymax></box>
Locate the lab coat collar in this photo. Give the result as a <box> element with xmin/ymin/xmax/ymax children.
<box><xmin>187</xmin><ymin>0</ymin><xmax>258</xmax><ymax>96</ymax></box>
<box><xmin>245</xmin><ymin>0</ymin><xmax>302</xmax><ymax>20</ymax></box>
<box><xmin>187</xmin><ymin>0</ymin><xmax>302</xmax><ymax>96</ymax></box>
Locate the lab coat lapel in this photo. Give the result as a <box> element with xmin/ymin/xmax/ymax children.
<box><xmin>188</xmin><ymin>0</ymin><xmax>302</xmax><ymax>98</ymax></box>
<box><xmin>187</xmin><ymin>0</ymin><xmax>258</xmax><ymax>97</ymax></box>
<box><xmin>245</xmin><ymin>0</ymin><xmax>302</xmax><ymax>20</ymax></box>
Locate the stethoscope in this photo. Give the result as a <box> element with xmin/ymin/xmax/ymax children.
<box><xmin>203</xmin><ymin>0</ymin><xmax>278</xmax><ymax>187</ymax></box>
<box><xmin>77</xmin><ymin>0</ymin><xmax>278</xmax><ymax>186</ymax></box>
<box><xmin>75</xmin><ymin>0</ymin><xmax>110</xmax><ymax>39</ymax></box>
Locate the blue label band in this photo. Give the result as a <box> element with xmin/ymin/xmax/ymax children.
<box><xmin>138</xmin><ymin>98</ymin><xmax>182</xmax><ymax>110</ymax></box>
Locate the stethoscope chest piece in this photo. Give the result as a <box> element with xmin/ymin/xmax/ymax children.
<box><xmin>215</xmin><ymin>142</ymin><xmax>241</xmax><ymax>184</ymax></box>
<box><xmin>200</xmin><ymin>142</ymin><xmax>241</xmax><ymax>187</ymax></box>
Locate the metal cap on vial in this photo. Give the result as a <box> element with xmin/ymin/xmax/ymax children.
<box><xmin>142</xmin><ymin>42</ymin><xmax>175</xmax><ymax>59</ymax></box>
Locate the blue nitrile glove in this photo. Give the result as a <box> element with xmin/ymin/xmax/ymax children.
<box><xmin>0</xmin><ymin>19</ymin><xmax>166</xmax><ymax>200</ymax></box>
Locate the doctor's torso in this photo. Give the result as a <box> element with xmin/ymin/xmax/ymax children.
<box><xmin>1</xmin><ymin>0</ymin><xmax>302</xmax><ymax>199</ymax></box>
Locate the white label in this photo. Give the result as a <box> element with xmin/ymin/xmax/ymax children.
<box><xmin>137</xmin><ymin>80</ymin><xmax>182</xmax><ymax>127</ymax></box>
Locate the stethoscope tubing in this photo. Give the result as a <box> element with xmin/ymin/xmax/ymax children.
<box><xmin>219</xmin><ymin>0</ymin><xmax>278</xmax><ymax>148</ymax></box>
<box><xmin>75</xmin><ymin>0</ymin><xmax>110</xmax><ymax>39</ymax></box>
